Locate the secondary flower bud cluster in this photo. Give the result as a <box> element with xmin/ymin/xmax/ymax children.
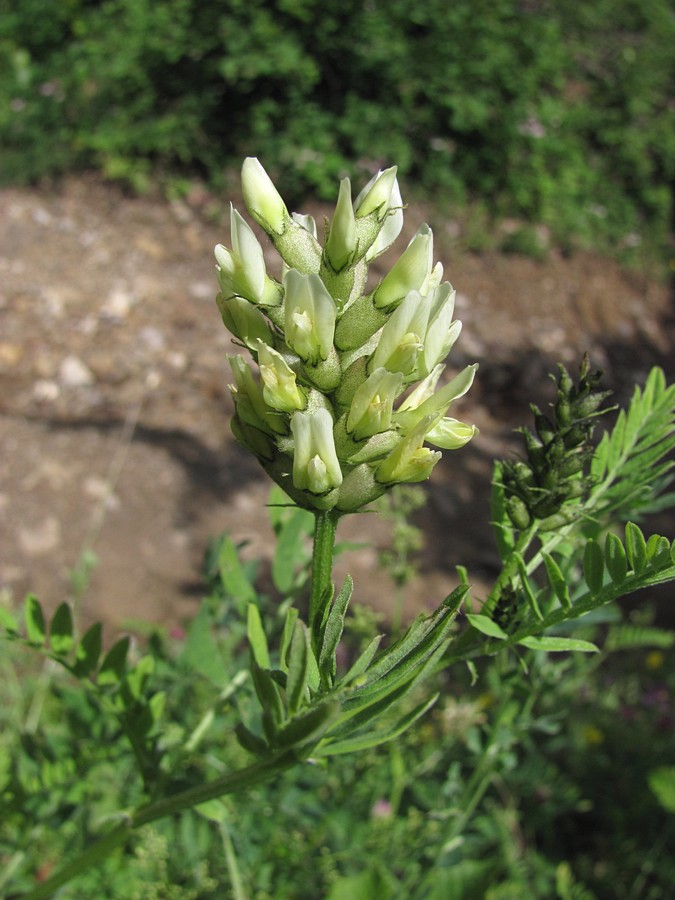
<box><xmin>215</xmin><ymin>158</ymin><xmax>478</xmax><ymax>513</ymax></box>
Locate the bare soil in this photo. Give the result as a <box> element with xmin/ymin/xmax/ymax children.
<box><xmin>1</xmin><ymin>175</ymin><xmax>673</xmax><ymax>631</ymax></box>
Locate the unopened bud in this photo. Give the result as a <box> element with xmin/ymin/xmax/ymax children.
<box><xmin>242</xmin><ymin>157</ymin><xmax>289</xmax><ymax>235</ymax></box>
<box><xmin>325</xmin><ymin>178</ymin><xmax>357</xmax><ymax>271</ymax></box>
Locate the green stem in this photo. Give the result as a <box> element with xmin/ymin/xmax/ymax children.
<box><xmin>23</xmin><ymin>751</ymin><xmax>296</xmax><ymax>900</ymax></box>
<box><xmin>309</xmin><ymin>509</ymin><xmax>339</xmax><ymax>645</ymax></box>
<box><xmin>482</xmin><ymin>523</ymin><xmax>538</xmax><ymax>614</ymax></box>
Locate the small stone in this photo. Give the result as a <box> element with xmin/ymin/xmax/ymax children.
<box><xmin>167</xmin><ymin>351</ymin><xmax>187</xmax><ymax>371</ymax></box>
<box><xmin>59</xmin><ymin>356</ymin><xmax>94</xmax><ymax>387</ymax></box>
<box><xmin>19</xmin><ymin>516</ymin><xmax>61</xmax><ymax>556</ymax></box>
<box><xmin>135</xmin><ymin>234</ymin><xmax>166</xmax><ymax>260</ymax></box>
<box><xmin>102</xmin><ymin>288</ymin><xmax>134</xmax><ymax>320</ymax></box>
<box><xmin>0</xmin><ymin>343</ymin><xmax>23</xmax><ymax>367</ymax></box>
<box><xmin>32</xmin><ymin>207</ymin><xmax>53</xmax><ymax>226</ymax></box>
<box><xmin>189</xmin><ymin>281</ymin><xmax>213</xmax><ymax>300</ymax></box>
<box><xmin>83</xmin><ymin>475</ymin><xmax>120</xmax><ymax>510</ymax></box>
<box><xmin>139</xmin><ymin>326</ymin><xmax>165</xmax><ymax>352</ymax></box>
<box><xmin>33</xmin><ymin>379</ymin><xmax>61</xmax><ymax>401</ymax></box>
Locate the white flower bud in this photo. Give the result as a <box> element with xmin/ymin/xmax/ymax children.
<box><xmin>376</xmin><ymin>415</ymin><xmax>441</xmax><ymax>484</ymax></box>
<box><xmin>347</xmin><ymin>368</ymin><xmax>404</xmax><ymax>441</ymax></box>
<box><xmin>256</xmin><ymin>342</ymin><xmax>306</xmax><ymax>413</ymax></box>
<box><xmin>291</xmin><ymin>408</ymin><xmax>343</xmax><ymax>495</ymax></box>
<box><xmin>369</xmin><ymin>291</ymin><xmax>430</xmax><ymax>377</ymax></box>
<box><xmin>284</xmin><ymin>269</ymin><xmax>336</xmax><ymax>365</ymax></box>
<box><xmin>326</xmin><ymin>178</ymin><xmax>357</xmax><ymax>270</ymax></box>
<box><xmin>216</xmin><ymin>294</ymin><xmax>274</xmax><ymax>349</ymax></box>
<box><xmin>373</xmin><ymin>225</ymin><xmax>434</xmax><ymax>309</ymax></box>
<box><xmin>214</xmin><ymin>205</ymin><xmax>282</xmax><ymax>306</ymax></box>
<box><xmin>425</xmin><ymin>418</ymin><xmax>478</xmax><ymax>450</ymax></box>
<box><xmin>241</xmin><ymin>157</ymin><xmax>289</xmax><ymax>235</ymax></box>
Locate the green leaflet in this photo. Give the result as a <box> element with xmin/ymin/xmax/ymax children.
<box><xmin>590</xmin><ymin>368</ymin><xmax>675</xmax><ymax>523</ymax></box>
<box><xmin>0</xmin><ymin>604</ymin><xmax>18</xmax><ymax>633</ymax></box>
<box><xmin>328</xmin><ymin>643</ymin><xmax>449</xmax><ymax>740</ymax></box>
<box><xmin>272</xmin><ymin>507</ymin><xmax>312</xmax><ymax>593</ymax></box>
<box><xmin>514</xmin><ymin>552</ymin><xmax>543</xmax><ymax>621</ymax></box>
<box><xmin>340</xmin><ymin>635</ymin><xmax>383</xmax><ymax>686</ymax></box>
<box><xmin>625</xmin><ymin>521</ymin><xmax>648</xmax><ymax>574</ymax></box>
<box><xmin>316</xmin><ymin>693</ymin><xmax>439</xmax><ymax>756</ymax></box>
<box><xmin>583</xmin><ymin>539</ymin><xmax>605</xmax><ymax>595</ymax></box>
<box><xmin>182</xmin><ymin>605</ymin><xmax>230</xmax><ymax>688</ymax></box>
<box><xmin>466</xmin><ymin>614</ymin><xmax>508</xmax><ymax>641</ymax></box>
<box><xmin>72</xmin><ymin>622</ymin><xmax>102</xmax><ymax>678</ymax></box>
<box><xmin>98</xmin><ymin>636</ymin><xmax>131</xmax><ymax>686</ymax></box>
<box><xmin>24</xmin><ymin>595</ymin><xmax>46</xmax><ymax>646</ymax></box>
<box><xmin>518</xmin><ymin>636</ymin><xmax>599</xmax><ymax>653</ymax></box>
<box><xmin>605</xmin><ymin>625</ymin><xmax>675</xmax><ymax>652</ymax></box>
<box><xmin>542</xmin><ymin>553</ymin><xmax>571</xmax><ymax>610</ymax></box>
<box><xmin>490</xmin><ymin>462</ymin><xmax>515</xmax><ymax>559</ymax></box>
<box><xmin>648</xmin><ymin>767</ymin><xmax>675</xmax><ymax>813</ymax></box>
<box><xmin>605</xmin><ymin>532</ymin><xmax>628</xmax><ymax>584</ymax></box>
<box><xmin>286</xmin><ymin>620</ymin><xmax>312</xmax><ymax>715</ymax></box>
<box><xmin>219</xmin><ymin>535</ymin><xmax>257</xmax><ymax>612</ymax></box>
<box><xmin>247</xmin><ymin>603</ymin><xmax>271</xmax><ymax>670</ymax></box>
<box><xmin>49</xmin><ymin>602</ymin><xmax>74</xmax><ymax>656</ymax></box>
<box><xmin>364</xmin><ymin>586</ymin><xmax>467</xmax><ymax>684</ymax></box>
<box><xmin>280</xmin><ymin>606</ymin><xmax>299</xmax><ymax>672</ymax></box>
<box><xmin>273</xmin><ymin>700</ymin><xmax>341</xmax><ymax>751</ymax></box>
<box><xmin>319</xmin><ymin>574</ymin><xmax>354</xmax><ymax>687</ymax></box>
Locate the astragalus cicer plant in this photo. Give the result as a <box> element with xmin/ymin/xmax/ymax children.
<box><xmin>7</xmin><ymin>161</ymin><xmax>675</xmax><ymax>900</ymax></box>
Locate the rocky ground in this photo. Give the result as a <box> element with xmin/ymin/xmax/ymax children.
<box><xmin>1</xmin><ymin>174</ymin><xmax>673</xmax><ymax>633</ymax></box>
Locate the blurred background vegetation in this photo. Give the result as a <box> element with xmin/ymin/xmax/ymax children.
<box><xmin>1</xmin><ymin>0</ymin><xmax>673</xmax><ymax>265</ymax></box>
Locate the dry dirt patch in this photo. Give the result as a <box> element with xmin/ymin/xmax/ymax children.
<box><xmin>1</xmin><ymin>176</ymin><xmax>672</xmax><ymax>629</ymax></box>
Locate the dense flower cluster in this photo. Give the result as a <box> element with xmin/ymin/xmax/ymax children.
<box><xmin>215</xmin><ymin>158</ymin><xmax>478</xmax><ymax>512</ymax></box>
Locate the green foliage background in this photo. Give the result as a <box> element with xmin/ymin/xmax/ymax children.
<box><xmin>1</xmin><ymin>0</ymin><xmax>673</xmax><ymax>256</ymax></box>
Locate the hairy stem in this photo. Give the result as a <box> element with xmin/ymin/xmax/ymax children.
<box><xmin>23</xmin><ymin>751</ymin><xmax>297</xmax><ymax>900</ymax></box>
<box><xmin>309</xmin><ymin>509</ymin><xmax>339</xmax><ymax>647</ymax></box>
